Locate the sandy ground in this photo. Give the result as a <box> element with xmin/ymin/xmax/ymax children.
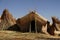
<box><xmin>0</xmin><ymin>30</ymin><xmax>60</xmax><ymax>40</ymax></box>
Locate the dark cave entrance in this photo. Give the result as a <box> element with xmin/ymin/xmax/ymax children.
<box><xmin>30</xmin><ymin>20</ymin><xmax>36</xmax><ymax>32</ymax></box>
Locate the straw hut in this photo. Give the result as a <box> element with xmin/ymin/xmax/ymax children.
<box><xmin>16</xmin><ymin>11</ymin><xmax>48</xmax><ymax>33</ymax></box>
<box><xmin>52</xmin><ymin>16</ymin><xmax>60</xmax><ymax>31</ymax></box>
<box><xmin>47</xmin><ymin>16</ymin><xmax>59</xmax><ymax>35</ymax></box>
<box><xmin>0</xmin><ymin>9</ymin><xmax>16</xmax><ymax>30</ymax></box>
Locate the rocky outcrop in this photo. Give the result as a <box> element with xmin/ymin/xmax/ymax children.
<box><xmin>0</xmin><ymin>9</ymin><xmax>16</xmax><ymax>30</ymax></box>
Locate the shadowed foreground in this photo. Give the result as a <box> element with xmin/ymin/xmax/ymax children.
<box><xmin>0</xmin><ymin>30</ymin><xmax>60</xmax><ymax>40</ymax></box>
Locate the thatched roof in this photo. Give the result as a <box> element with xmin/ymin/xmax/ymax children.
<box><xmin>0</xmin><ymin>16</ymin><xmax>1</xmax><ymax>23</ymax></box>
<box><xmin>18</xmin><ymin>11</ymin><xmax>48</xmax><ymax>25</ymax></box>
<box><xmin>0</xmin><ymin>9</ymin><xmax>16</xmax><ymax>30</ymax></box>
<box><xmin>52</xmin><ymin>16</ymin><xmax>60</xmax><ymax>24</ymax></box>
<box><xmin>51</xmin><ymin>16</ymin><xmax>60</xmax><ymax>31</ymax></box>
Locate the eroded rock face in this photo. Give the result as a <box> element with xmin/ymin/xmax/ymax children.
<box><xmin>0</xmin><ymin>9</ymin><xmax>16</xmax><ymax>30</ymax></box>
